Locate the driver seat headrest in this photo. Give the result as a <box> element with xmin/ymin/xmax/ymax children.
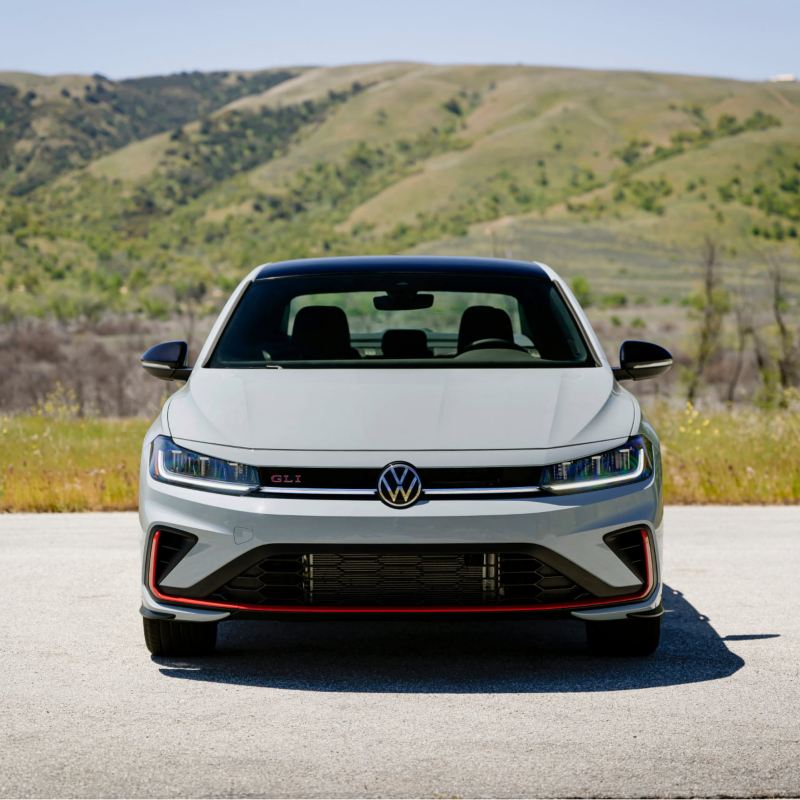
<box><xmin>457</xmin><ymin>306</ymin><xmax>514</xmax><ymax>352</ymax></box>
<box><xmin>291</xmin><ymin>306</ymin><xmax>358</xmax><ymax>360</ymax></box>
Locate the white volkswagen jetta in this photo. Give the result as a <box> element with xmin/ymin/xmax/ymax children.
<box><xmin>139</xmin><ymin>256</ymin><xmax>672</xmax><ymax>657</ymax></box>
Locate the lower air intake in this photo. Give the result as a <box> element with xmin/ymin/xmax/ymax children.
<box><xmin>209</xmin><ymin>550</ymin><xmax>593</xmax><ymax>608</ymax></box>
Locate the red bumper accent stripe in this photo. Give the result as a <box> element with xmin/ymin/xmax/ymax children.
<box><xmin>148</xmin><ymin>528</ymin><xmax>654</xmax><ymax>614</ymax></box>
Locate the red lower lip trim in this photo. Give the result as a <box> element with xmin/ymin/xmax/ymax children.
<box><xmin>148</xmin><ymin>528</ymin><xmax>654</xmax><ymax>614</ymax></box>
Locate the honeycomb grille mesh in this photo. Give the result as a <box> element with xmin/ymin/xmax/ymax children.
<box><xmin>209</xmin><ymin>550</ymin><xmax>593</xmax><ymax>608</ymax></box>
<box><xmin>309</xmin><ymin>553</ymin><xmax>486</xmax><ymax>604</ymax></box>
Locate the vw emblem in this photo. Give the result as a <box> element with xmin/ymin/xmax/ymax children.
<box><xmin>377</xmin><ymin>462</ymin><xmax>423</xmax><ymax>508</ymax></box>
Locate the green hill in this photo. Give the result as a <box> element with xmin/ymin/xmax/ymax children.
<box><xmin>1</xmin><ymin>62</ymin><xmax>799</xmax><ymax>322</ymax></box>
<box><xmin>0</xmin><ymin>68</ymin><xmax>299</xmax><ymax>193</ymax></box>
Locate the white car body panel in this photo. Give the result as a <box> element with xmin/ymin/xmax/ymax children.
<box><xmin>167</xmin><ymin>366</ymin><xmax>636</xmax><ymax>453</ymax></box>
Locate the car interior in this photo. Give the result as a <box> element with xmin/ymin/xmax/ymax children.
<box><xmin>285</xmin><ymin>303</ymin><xmax>525</xmax><ymax>360</ymax></box>
<box><xmin>208</xmin><ymin>275</ymin><xmax>593</xmax><ymax>367</ymax></box>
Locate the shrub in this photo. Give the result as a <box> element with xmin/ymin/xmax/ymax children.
<box><xmin>571</xmin><ymin>275</ymin><xmax>594</xmax><ymax>307</ymax></box>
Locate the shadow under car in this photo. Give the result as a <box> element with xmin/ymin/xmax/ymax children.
<box><xmin>154</xmin><ymin>585</ymin><xmax>753</xmax><ymax>693</ymax></box>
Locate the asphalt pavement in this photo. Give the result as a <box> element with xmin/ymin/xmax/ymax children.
<box><xmin>1</xmin><ymin>507</ymin><xmax>798</xmax><ymax>798</ymax></box>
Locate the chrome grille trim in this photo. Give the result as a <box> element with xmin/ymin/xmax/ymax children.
<box><xmin>258</xmin><ymin>486</ymin><xmax>376</xmax><ymax>496</ymax></box>
<box><xmin>257</xmin><ymin>485</ymin><xmax>540</xmax><ymax>497</ymax></box>
<box><xmin>424</xmin><ymin>486</ymin><xmax>540</xmax><ymax>496</ymax></box>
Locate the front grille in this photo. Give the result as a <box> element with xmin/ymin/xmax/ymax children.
<box><xmin>258</xmin><ymin>465</ymin><xmax>540</xmax><ymax>493</ymax></box>
<box><xmin>497</xmin><ymin>553</ymin><xmax>592</xmax><ymax>603</ymax></box>
<box><xmin>208</xmin><ymin>550</ymin><xmax>593</xmax><ymax>608</ymax></box>
<box><xmin>309</xmin><ymin>553</ymin><xmax>486</xmax><ymax>604</ymax></box>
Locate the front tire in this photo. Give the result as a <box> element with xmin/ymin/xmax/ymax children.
<box><xmin>143</xmin><ymin>617</ymin><xmax>217</xmax><ymax>657</ymax></box>
<box><xmin>585</xmin><ymin>615</ymin><xmax>661</xmax><ymax>656</ymax></box>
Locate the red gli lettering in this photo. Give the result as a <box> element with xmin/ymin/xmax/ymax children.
<box><xmin>271</xmin><ymin>473</ymin><xmax>302</xmax><ymax>484</ymax></box>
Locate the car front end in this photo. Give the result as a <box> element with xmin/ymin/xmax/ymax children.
<box><xmin>138</xmin><ymin>256</ymin><xmax>671</xmax><ymax>657</ymax></box>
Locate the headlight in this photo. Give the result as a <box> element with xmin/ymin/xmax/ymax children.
<box><xmin>540</xmin><ymin>435</ymin><xmax>651</xmax><ymax>493</ymax></box>
<box><xmin>149</xmin><ymin>436</ymin><xmax>260</xmax><ymax>494</ymax></box>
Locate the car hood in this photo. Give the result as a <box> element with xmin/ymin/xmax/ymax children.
<box><xmin>167</xmin><ymin>367</ymin><xmax>635</xmax><ymax>453</ymax></box>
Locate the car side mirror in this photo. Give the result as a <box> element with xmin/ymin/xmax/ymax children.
<box><xmin>140</xmin><ymin>340</ymin><xmax>192</xmax><ymax>381</ymax></box>
<box><xmin>613</xmin><ymin>340</ymin><xmax>673</xmax><ymax>382</ymax></box>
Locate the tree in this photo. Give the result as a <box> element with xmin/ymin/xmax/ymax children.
<box><xmin>685</xmin><ymin>238</ymin><xmax>729</xmax><ymax>403</ymax></box>
<box><xmin>443</xmin><ymin>98</ymin><xmax>463</xmax><ymax>117</ymax></box>
<box><xmin>766</xmin><ymin>255</ymin><xmax>799</xmax><ymax>399</ymax></box>
<box><xmin>174</xmin><ymin>269</ymin><xmax>210</xmax><ymax>350</ymax></box>
<box><xmin>726</xmin><ymin>300</ymin><xmax>753</xmax><ymax>404</ymax></box>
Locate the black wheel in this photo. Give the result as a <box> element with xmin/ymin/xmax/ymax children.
<box><xmin>585</xmin><ymin>615</ymin><xmax>661</xmax><ymax>656</ymax></box>
<box><xmin>143</xmin><ymin>617</ymin><xmax>217</xmax><ymax>657</ymax></box>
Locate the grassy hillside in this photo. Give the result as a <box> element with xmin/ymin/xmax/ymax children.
<box><xmin>1</xmin><ymin>62</ymin><xmax>798</xmax><ymax>325</ymax></box>
<box><xmin>0</xmin><ymin>68</ymin><xmax>299</xmax><ymax>193</ymax></box>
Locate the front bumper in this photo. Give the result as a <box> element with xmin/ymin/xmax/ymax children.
<box><xmin>140</xmin><ymin>467</ymin><xmax>663</xmax><ymax>622</ymax></box>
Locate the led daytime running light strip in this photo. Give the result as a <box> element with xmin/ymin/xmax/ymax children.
<box><xmin>155</xmin><ymin>449</ymin><xmax>259</xmax><ymax>494</ymax></box>
<box><xmin>542</xmin><ymin>446</ymin><xmax>646</xmax><ymax>493</ymax></box>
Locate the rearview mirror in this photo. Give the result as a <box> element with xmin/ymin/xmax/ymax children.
<box><xmin>373</xmin><ymin>292</ymin><xmax>434</xmax><ymax>311</ymax></box>
<box><xmin>140</xmin><ymin>340</ymin><xmax>192</xmax><ymax>381</ymax></box>
<box><xmin>613</xmin><ymin>340</ymin><xmax>673</xmax><ymax>382</ymax></box>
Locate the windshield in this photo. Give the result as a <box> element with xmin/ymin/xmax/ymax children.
<box><xmin>207</xmin><ymin>272</ymin><xmax>595</xmax><ymax>369</ymax></box>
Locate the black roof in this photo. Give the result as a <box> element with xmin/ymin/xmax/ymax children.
<box><xmin>254</xmin><ymin>255</ymin><xmax>548</xmax><ymax>281</ymax></box>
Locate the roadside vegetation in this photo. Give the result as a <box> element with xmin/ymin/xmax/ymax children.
<box><xmin>0</xmin><ymin>64</ymin><xmax>798</xmax><ymax>510</ymax></box>
<box><xmin>0</xmin><ymin>404</ymin><xmax>797</xmax><ymax>512</ymax></box>
<box><xmin>3</xmin><ymin>64</ymin><xmax>800</xmax><ymax>324</ymax></box>
<box><xmin>654</xmin><ymin>401</ymin><xmax>800</xmax><ymax>504</ymax></box>
<box><xmin>0</xmin><ymin>69</ymin><xmax>297</xmax><ymax>194</ymax></box>
<box><xmin>0</xmin><ymin>414</ymin><xmax>144</xmax><ymax>511</ymax></box>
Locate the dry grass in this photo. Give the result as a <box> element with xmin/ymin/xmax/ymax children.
<box><xmin>650</xmin><ymin>402</ymin><xmax>800</xmax><ymax>504</ymax></box>
<box><xmin>0</xmin><ymin>406</ymin><xmax>797</xmax><ymax>511</ymax></box>
<box><xmin>0</xmin><ymin>415</ymin><xmax>147</xmax><ymax>512</ymax></box>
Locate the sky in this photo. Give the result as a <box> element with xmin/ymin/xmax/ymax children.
<box><xmin>0</xmin><ymin>0</ymin><xmax>798</xmax><ymax>82</ymax></box>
